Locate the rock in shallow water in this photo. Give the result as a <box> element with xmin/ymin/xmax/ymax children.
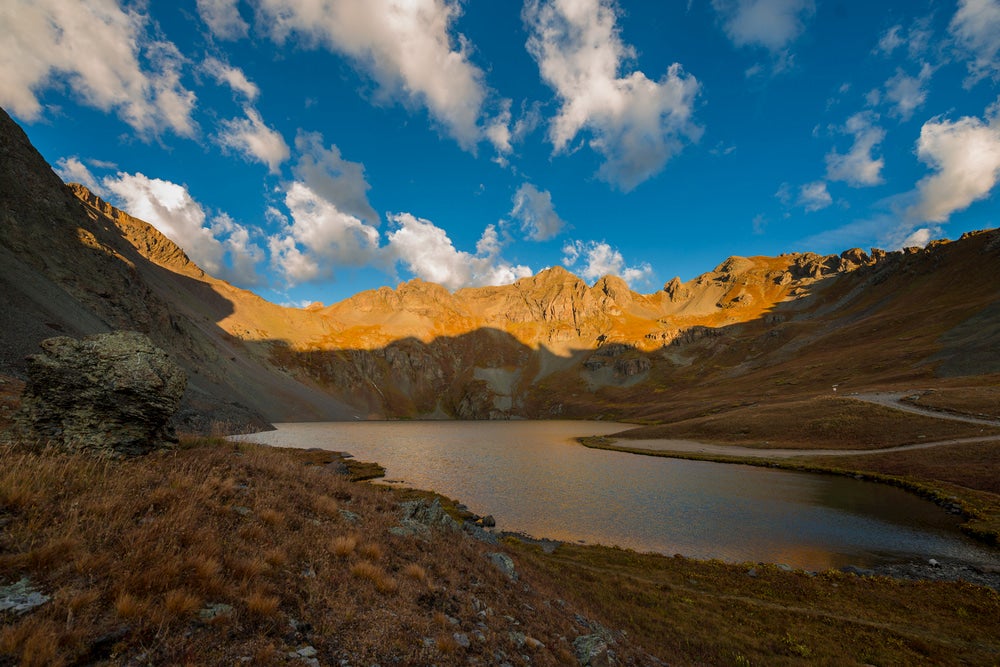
<box><xmin>9</xmin><ymin>331</ymin><xmax>186</xmax><ymax>455</ymax></box>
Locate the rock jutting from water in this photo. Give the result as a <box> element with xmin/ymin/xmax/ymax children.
<box><xmin>9</xmin><ymin>331</ymin><xmax>187</xmax><ymax>455</ymax></box>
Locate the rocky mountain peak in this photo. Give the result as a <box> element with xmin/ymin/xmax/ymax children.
<box><xmin>68</xmin><ymin>184</ymin><xmax>201</xmax><ymax>278</ymax></box>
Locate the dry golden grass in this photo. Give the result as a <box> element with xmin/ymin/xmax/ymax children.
<box><xmin>330</xmin><ymin>534</ymin><xmax>358</xmax><ymax>557</ymax></box>
<box><xmin>402</xmin><ymin>562</ymin><xmax>428</xmax><ymax>583</ymax></box>
<box><xmin>312</xmin><ymin>493</ymin><xmax>339</xmax><ymax>517</ymax></box>
<box><xmin>0</xmin><ymin>437</ymin><xmax>624</xmax><ymax>665</ymax></box>
<box><xmin>244</xmin><ymin>590</ymin><xmax>280</xmax><ymax>618</ymax></box>
<box><xmin>163</xmin><ymin>588</ymin><xmax>201</xmax><ymax>618</ymax></box>
<box><xmin>358</xmin><ymin>541</ymin><xmax>383</xmax><ymax>561</ymax></box>
<box><xmin>350</xmin><ymin>560</ymin><xmax>397</xmax><ymax>594</ymax></box>
<box><xmin>513</xmin><ymin>540</ymin><xmax>1000</xmax><ymax>667</ymax></box>
<box><xmin>906</xmin><ymin>386</ymin><xmax>1000</xmax><ymax>419</ymax></box>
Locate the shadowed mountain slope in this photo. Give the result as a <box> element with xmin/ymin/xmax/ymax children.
<box><xmin>1</xmin><ymin>106</ymin><xmax>998</xmax><ymax>426</ymax></box>
<box><xmin>0</xmin><ymin>107</ymin><xmax>352</xmax><ymax>428</ymax></box>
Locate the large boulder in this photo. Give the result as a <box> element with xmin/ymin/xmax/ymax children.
<box><xmin>10</xmin><ymin>331</ymin><xmax>186</xmax><ymax>455</ymax></box>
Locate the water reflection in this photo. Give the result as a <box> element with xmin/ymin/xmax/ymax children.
<box><xmin>232</xmin><ymin>421</ymin><xmax>1000</xmax><ymax>571</ymax></box>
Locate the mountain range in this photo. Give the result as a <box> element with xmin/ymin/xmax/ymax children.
<box><xmin>2</xmin><ymin>106</ymin><xmax>998</xmax><ymax>431</ymax></box>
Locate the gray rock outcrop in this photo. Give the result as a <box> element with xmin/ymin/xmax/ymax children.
<box><xmin>10</xmin><ymin>331</ymin><xmax>186</xmax><ymax>455</ymax></box>
<box><xmin>574</xmin><ymin>634</ymin><xmax>612</xmax><ymax>666</ymax></box>
<box><xmin>390</xmin><ymin>498</ymin><xmax>461</xmax><ymax>537</ymax></box>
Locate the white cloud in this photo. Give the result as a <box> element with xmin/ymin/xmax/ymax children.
<box><xmin>561</xmin><ymin>239</ymin><xmax>653</xmax><ymax>287</ymax></box>
<box><xmin>899</xmin><ymin>227</ymin><xmax>934</xmax><ymax>248</ymax></box>
<box><xmin>949</xmin><ymin>0</ymin><xmax>1000</xmax><ymax>86</ymax></box>
<box><xmin>486</xmin><ymin>103</ymin><xmax>513</xmax><ymax>156</ymax></box>
<box><xmin>102</xmin><ymin>172</ymin><xmax>263</xmax><ymax>284</ymax></box>
<box><xmin>882</xmin><ymin>64</ymin><xmax>932</xmax><ymax>121</ymax></box>
<box><xmin>825</xmin><ymin>112</ymin><xmax>885</xmax><ymax>187</ymax></box>
<box><xmin>202</xmin><ymin>56</ymin><xmax>259</xmax><ymax>100</ymax></box>
<box><xmin>211</xmin><ymin>213</ymin><xmax>266</xmax><ymax>285</ymax></box>
<box><xmin>269</xmin><ymin>181</ymin><xmax>381</xmax><ymax>283</ymax></box>
<box><xmin>877</xmin><ymin>25</ymin><xmax>904</xmax><ymax>56</ymax></box>
<box><xmin>215</xmin><ymin>107</ymin><xmax>290</xmax><ymax>173</ymax></box>
<box><xmin>907</xmin><ymin>100</ymin><xmax>1000</xmax><ymax>223</ymax></box>
<box><xmin>510</xmin><ymin>184</ymin><xmax>565</xmax><ymax>241</ymax></box>
<box><xmin>712</xmin><ymin>0</ymin><xmax>815</xmax><ymax>52</ymax></box>
<box><xmin>256</xmin><ymin>0</ymin><xmax>504</xmax><ymax>152</ymax></box>
<box><xmin>0</xmin><ymin>0</ymin><xmax>196</xmax><ymax>136</ymax></box>
<box><xmin>875</xmin><ymin>17</ymin><xmax>932</xmax><ymax>60</ymax></box>
<box><xmin>798</xmin><ymin>181</ymin><xmax>832</xmax><ymax>212</ymax></box>
<box><xmin>776</xmin><ymin>180</ymin><xmax>831</xmax><ymax>212</ymax></box>
<box><xmin>386</xmin><ymin>215</ymin><xmax>532</xmax><ymax>290</ymax></box>
<box><xmin>524</xmin><ymin>0</ymin><xmax>701</xmax><ymax>191</ymax></box>
<box><xmin>775</xmin><ymin>182</ymin><xmax>792</xmax><ymax>206</ymax></box>
<box><xmin>55</xmin><ymin>156</ymin><xmax>104</xmax><ymax>195</ymax></box>
<box><xmin>197</xmin><ymin>0</ymin><xmax>250</xmax><ymax>40</ymax></box>
<box><xmin>292</xmin><ymin>132</ymin><xmax>379</xmax><ymax>225</ymax></box>
<box><xmin>267</xmin><ymin>135</ymin><xmax>389</xmax><ymax>285</ymax></box>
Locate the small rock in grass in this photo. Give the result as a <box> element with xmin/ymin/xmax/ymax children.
<box><xmin>198</xmin><ymin>603</ymin><xmax>233</xmax><ymax>621</ymax></box>
<box><xmin>0</xmin><ymin>578</ymin><xmax>50</xmax><ymax>615</ymax></box>
<box><xmin>574</xmin><ymin>634</ymin><xmax>611</xmax><ymax>667</ymax></box>
<box><xmin>487</xmin><ymin>552</ymin><xmax>518</xmax><ymax>581</ymax></box>
<box><xmin>339</xmin><ymin>509</ymin><xmax>360</xmax><ymax>524</ymax></box>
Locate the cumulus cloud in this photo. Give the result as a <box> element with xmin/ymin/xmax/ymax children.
<box><xmin>269</xmin><ymin>181</ymin><xmax>381</xmax><ymax>283</ymax></box>
<box><xmin>798</xmin><ymin>181</ymin><xmax>832</xmax><ymax>212</ymax></box>
<box><xmin>776</xmin><ymin>180</ymin><xmax>831</xmax><ymax>212</ymax></box>
<box><xmin>907</xmin><ymin>100</ymin><xmax>1000</xmax><ymax>223</ymax></box>
<box><xmin>712</xmin><ymin>0</ymin><xmax>815</xmax><ymax>52</ymax></box>
<box><xmin>561</xmin><ymin>240</ymin><xmax>653</xmax><ymax>287</ymax></box>
<box><xmin>102</xmin><ymin>172</ymin><xmax>263</xmax><ymax>284</ymax></box>
<box><xmin>210</xmin><ymin>213</ymin><xmax>267</xmax><ymax>285</ymax></box>
<box><xmin>825</xmin><ymin>112</ymin><xmax>886</xmax><ymax>187</ymax></box>
<box><xmin>255</xmin><ymin>0</ymin><xmax>505</xmax><ymax>152</ymax></box>
<box><xmin>292</xmin><ymin>132</ymin><xmax>379</xmax><ymax>225</ymax></box>
<box><xmin>266</xmin><ymin>134</ymin><xmax>394</xmax><ymax>285</ymax></box>
<box><xmin>0</xmin><ymin>0</ymin><xmax>196</xmax><ymax>136</ymax></box>
<box><xmin>899</xmin><ymin>227</ymin><xmax>934</xmax><ymax>248</ymax></box>
<box><xmin>882</xmin><ymin>65</ymin><xmax>932</xmax><ymax>121</ymax></box>
<box><xmin>269</xmin><ymin>133</ymin><xmax>537</xmax><ymax>289</ymax></box>
<box><xmin>215</xmin><ymin>107</ymin><xmax>290</xmax><ymax>173</ymax></box>
<box><xmin>949</xmin><ymin>0</ymin><xmax>1000</xmax><ymax>85</ymax></box>
<box><xmin>524</xmin><ymin>0</ymin><xmax>701</xmax><ymax>191</ymax></box>
<box><xmin>197</xmin><ymin>0</ymin><xmax>250</xmax><ymax>40</ymax></box>
<box><xmin>55</xmin><ymin>157</ymin><xmax>104</xmax><ymax>195</ymax></box>
<box><xmin>202</xmin><ymin>56</ymin><xmax>259</xmax><ymax>100</ymax></box>
<box><xmin>510</xmin><ymin>183</ymin><xmax>565</xmax><ymax>241</ymax></box>
<box><xmin>386</xmin><ymin>215</ymin><xmax>532</xmax><ymax>290</ymax></box>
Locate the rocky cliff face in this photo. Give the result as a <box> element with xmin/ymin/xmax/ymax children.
<box><xmin>2</xmin><ymin>106</ymin><xmax>999</xmax><ymax>426</ymax></box>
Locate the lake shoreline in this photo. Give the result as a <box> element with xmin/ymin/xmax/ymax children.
<box><xmin>349</xmin><ymin>449</ymin><xmax>1000</xmax><ymax>590</ymax></box>
<box><xmin>231</xmin><ymin>419</ymin><xmax>1000</xmax><ymax>572</ymax></box>
<box><xmin>578</xmin><ymin>434</ymin><xmax>1000</xmax><ymax>548</ymax></box>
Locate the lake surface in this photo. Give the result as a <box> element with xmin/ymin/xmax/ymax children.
<box><xmin>232</xmin><ymin>420</ymin><xmax>1000</xmax><ymax>571</ymax></box>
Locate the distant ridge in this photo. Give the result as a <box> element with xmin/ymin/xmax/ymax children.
<box><xmin>2</xmin><ymin>106</ymin><xmax>999</xmax><ymax>424</ymax></box>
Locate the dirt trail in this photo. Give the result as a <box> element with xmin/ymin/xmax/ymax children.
<box><xmin>852</xmin><ymin>392</ymin><xmax>1000</xmax><ymax>427</ymax></box>
<box><xmin>608</xmin><ymin>393</ymin><xmax>1000</xmax><ymax>459</ymax></box>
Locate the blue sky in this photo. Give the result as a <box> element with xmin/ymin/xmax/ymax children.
<box><xmin>3</xmin><ymin>0</ymin><xmax>999</xmax><ymax>306</ymax></box>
